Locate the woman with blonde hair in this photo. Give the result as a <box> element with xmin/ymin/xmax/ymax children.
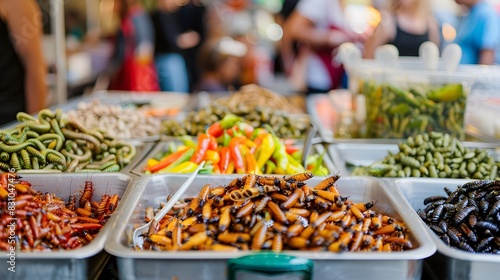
<box><xmin>363</xmin><ymin>0</ymin><xmax>440</xmax><ymax>58</ymax></box>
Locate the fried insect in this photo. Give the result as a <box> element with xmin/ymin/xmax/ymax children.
<box><xmin>140</xmin><ymin>173</ymin><xmax>412</xmax><ymax>253</ymax></box>
<box><xmin>79</xmin><ymin>181</ymin><xmax>93</xmax><ymax>208</ymax></box>
<box><xmin>419</xmin><ymin>180</ymin><xmax>500</xmax><ymax>254</ymax></box>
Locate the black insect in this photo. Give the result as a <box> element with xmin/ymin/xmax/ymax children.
<box><xmin>476</xmin><ymin>237</ymin><xmax>493</xmax><ymax>252</ymax></box>
<box><xmin>458</xmin><ymin>241</ymin><xmax>475</xmax><ymax>253</ymax></box>
<box><xmin>453</xmin><ymin>206</ymin><xmax>476</xmax><ymax>224</ymax></box>
<box><xmin>424</xmin><ymin>196</ymin><xmax>447</xmax><ymax>205</ymax></box>
<box><xmin>475</xmin><ymin>221</ymin><xmax>499</xmax><ymax>233</ymax></box>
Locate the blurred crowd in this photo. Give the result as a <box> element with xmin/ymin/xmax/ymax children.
<box><xmin>0</xmin><ymin>0</ymin><xmax>500</xmax><ymax>125</ymax></box>
<box><xmin>103</xmin><ymin>0</ymin><xmax>500</xmax><ymax>94</ymax></box>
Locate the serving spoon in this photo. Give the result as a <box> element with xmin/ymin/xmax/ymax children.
<box><xmin>133</xmin><ymin>161</ymin><xmax>205</xmax><ymax>250</ymax></box>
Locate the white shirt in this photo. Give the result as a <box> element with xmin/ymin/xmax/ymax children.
<box><xmin>297</xmin><ymin>0</ymin><xmax>347</xmax><ymax>90</ymax></box>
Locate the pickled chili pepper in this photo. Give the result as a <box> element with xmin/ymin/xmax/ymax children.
<box><xmin>146</xmin><ymin>148</ymin><xmax>189</xmax><ymax>173</ymax></box>
<box><xmin>238</xmin><ymin>122</ymin><xmax>254</xmax><ymax>138</ymax></box>
<box><xmin>251</xmin><ymin>128</ymin><xmax>267</xmax><ymax>140</ymax></box>
<box><xmin>158</xmin><ymin>148</ymin><xmax>195</xmax><ymax>173</ymax></box>
<box><xmin>207</xmin><ymin>122</ymin><xmax>224</xmax><ymax>138</ymax></box>
<box><xmin>204</xmin><ymin>150</ymin><xmax>220</xmax><ymax>165</ymax></box>
<box><xmin>241</xmin><ymin>145</ymin><xmax>260</xmax><ymax>174</ymax></box>
<box><xmin>256</xmin><ymin>134</ymin><xmax>275</xmax><ymax>170</ymax></box>
<box><xmin>285</xmin><ymin>144</ymin><xmax>299</xmax><ymax>155</ymax></box>
<box><xmin>226</xmin><ymin>161</ymin><xmax>235</xmax><ymax>174</ymax></box>
<box><xmin>265</xmin><ymin>160</ymin><xmax>276</xmax><ymax>174</ymax></box>
<box><xmin>253</xmin><ymin>133</ymin><xmax>268</xmax><ymax>147</ymax></box>
<box><xmin>212</xmin><ymin>162</ymin><xmax>221</xmax><ymax>174</ymax></box>
<box><xmin>181</xmin><ymin>135</ymin><xmax>196</xmax><ymax>148</ymax></box>
<box><xmin>220</xmin><ymin>114</ymin><xmax>240</xmax><ymax>129</ymax></box>
<box><xmin>229</xmin><ymin>137</ymin><xmax>246</xmax><ymax>174</ymax></box>
<box><xmin>311</xmin><ymin>150</ymin><xmax>325</xmax><ymax>175</ymax></box>
<box><xmin>427</xmin><ymin>84</ymin><xmax>463</xmax><ymax>102</ymax></box>
<box><xmin>219</xmin><ymin>147</ymin><xmax>231</xmax><ymax>173</ymax></box>
<box><xmin>222</xmin><ymin>131</ymin><xmax>231</xmax><ymax>147</ymax></box>
<box><xmin>265</xmin><ymin>124</ymin><xmax>288</xmax><ymax>171</ymax></box>
<box><xmin>191</xmin><ymin>134</ymin><xmax>213</xmax><ymax>164</ymax></box>
<box><xmin>169</xmin><ymin>161</ymin><xmax>199</xmax><ymax>173</ymax></box>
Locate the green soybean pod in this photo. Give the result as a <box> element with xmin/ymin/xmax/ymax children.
<box><xmin>419</xmin><ymin>166</ymin><xmax>429</xmax><ymax>176</ymax></box>
<box><xmin>472</xmin><ymin>172</ymin><xmax>483</xmax><ymax>179</ymax></box>
<box><xmin>467</xmin><ymin>162</ymin><xmax>477</xmax><ymax>174</ymax></box>
<box><xmin>429</xmin><ymin>165</ymin><xmax>438</xmax><ymax>178</ymax></box>
<box><xmin>444</xmin><ymin>165</ymin><xmax>452</xmax><ymax>176</ymax></box>
<box><xmin>490</xmin><ymin>165</ymin><xmax>498</xmax><ymax>180</ymax></box>
<box><xmin>397</xmin><ymin>170</ymin><xmax>406</xmax><ymax>177</ymax></box>
<box><xmin>412</xmin><ymin>169</ymin><xmax>421</xmax><ymax>177</ymax></box>
<box><xmin>404</xmin><ymin>166</ymin><xmax>412</xmax><ymax>177</ymax></box>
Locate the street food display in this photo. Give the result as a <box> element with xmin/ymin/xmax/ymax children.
<box><xmin>0</xmin><ymin>109</ymin><xmax>136</xmax><ymax>172</ymax></box>
<box><xmin>65</xmin><ymin>100</ymin><xmax>161</xmax><ymax>139</ymax></box>
<box><xmin>0</xmin><ymin>81</ymin><xmax>497</xmax><ymax>279</ymax></box>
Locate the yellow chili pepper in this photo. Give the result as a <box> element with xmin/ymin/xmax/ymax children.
<box><xmin>169</xmin><ymin>161</ymin><xmax>199</xmax><ymax>173</ymax></box>
<box><xmin>204</xmin><ymin>150</ymin><xmax>220</xmax><ymax>165</ymax></box>
<box><xmin>146</xmin><ymin>158</ymin><xmax>159</xmax><ymax>168</ymax></box>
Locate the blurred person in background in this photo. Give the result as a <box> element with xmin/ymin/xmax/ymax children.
<box><xmin>454</xmin><ymin>0</ymin><xmax>498</xmax><ymax>64</ymax></box>
<box><xmin>177</xmin><ymin>0</ymin><xmax>207</xmax><ymax>90</ymax></box>
<box><xmin>286</xmin><ymin>0</ymin><xmax>363</xmax><ymax>94</ymax></box>
<box><xmin>151</xmin><ymin>0</ymin><xmax>199</xmax><ymax>92</ymax></box>
<box><xmin>194</xmin><ymin>37</ymin><xmax>247</xmax><ymax>92</ymax></box>
<box><xmin>107</xmin><ymin>0</ymin><xmax>159</xmax><ymax>91</ymax></box>
<box><xmin>363</xmin><ymin>0</ymin><xmax>440</xmax><ymax>58</ymax></box>
<box><xmin>0</xmin><ymin>0</ymin><xmax>47</xmax><ymax>125</ymax></box>
<box><xmin>205</xmin><ymin>0</ymin><xmax>275</xmax><ymax>86</ymax></box>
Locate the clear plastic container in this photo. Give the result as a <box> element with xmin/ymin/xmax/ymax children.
<box><xmin>349</xmin><ymin>66</ymin><xmax>474</xmax><ymax>140</ymax></box>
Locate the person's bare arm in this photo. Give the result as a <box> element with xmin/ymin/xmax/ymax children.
<box><xmin>3</xmin><ymin>0</ymin><xmax>47</xmax><ymax>114</ymax></box>
<box><xmin>363</xmin><ymin>13</ymin><xmax>394</xmax><ymax>59</ymax></box>
<box><xmin>478</xmin><ymin>49</ymin><xmax>495</xmax><ymax>65</ymax></box>
<box><xmin>427</xmin><ymin>17</ymin><xmax>440</xmax><ymax>48</ymax></box>
<box><xmin>287</xmin><ymin>11</ymin><xmax>352</xmax><ymax>49</ymax></box>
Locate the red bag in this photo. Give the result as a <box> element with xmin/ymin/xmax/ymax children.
<box><xmin>109</xmin><ymin>7</ymin><xmax>159</xmax><ymax>92</ymax></box>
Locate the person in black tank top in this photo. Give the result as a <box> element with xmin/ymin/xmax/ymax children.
<box><xmin>0</xmin><ymin>0</ymin><xmax>47</xmax><ymax>126</ymax></box>
<box><xmin>363</xmin><ymin>0</ymin><xmax>440</xmax><ymax>59</ymax></box>
<box><xmin>389</xmin><ymin>19</ymin><xmax>430</xmax><ymax>57</ymax></box>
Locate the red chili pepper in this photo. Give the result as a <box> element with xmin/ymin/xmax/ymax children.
<box><xmin>206</xmin><ymin>122</ymin><xmax>223</xmax><ymax>138</ymax></box>
<box><xmin>229</xmin><ymin>137</ymin><xmax>246</xmax><ymax>174</ymax></box>
<box><xmin>219</xmin><ymin>147</ymin><xmax>231</xmax><ymax>174</ymax></box>
<box><xmin>190</xmin><ymin>134</ymin><xmax>212</xmax><ymax>164</ymax></box>
<box><xmin>146</xmin><ymin>149</ymin><xmax>187</xmax><ymax>173</ymax></box>
<box><xmin>208</xmin><ymin>135</ymin><xmax>218</xmax><ymax>150</ymax></box>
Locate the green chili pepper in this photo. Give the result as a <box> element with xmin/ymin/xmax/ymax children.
<box><xmin>428</xmin><ymin>84</ymin><xmax>463</xmax><ymax>102</ymax></box>
<box><xmin>220</xmin><ymin>114</ymin><xmax>240</xmax><ymax>129</ymax></box>
<box><xmin>264</xmin><ymin>124</ymin><xmax>288</xmax><ymax>171</ymax></box>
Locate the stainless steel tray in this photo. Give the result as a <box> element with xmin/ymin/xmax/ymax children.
<box><xmin>130</xmin><ymin>140</ymin><xmax>338</xmax><ymax>177</ymax></box>
<box><xmin>328</xmin><ymin>142</ymin><xmax>500</xmax><ymax>176</ymax></box>
<box><xmin>105</xmin><ymin>175</ymin><xmax>435</xmax><ymax>280</ymax></box>
<box><xmin>0</xmin><ymin>173</ymin><xmax>134</xmax><ymax>280</ymax></box>
<box><xmin>389</xmin><ymin>178</ymin><xmax>500</xmax><ymax>280</ymax></box>
<box><xmin>306</xmin><ymin>93</ymin><xmax>336</xmax><ymax>141</ymax></box>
